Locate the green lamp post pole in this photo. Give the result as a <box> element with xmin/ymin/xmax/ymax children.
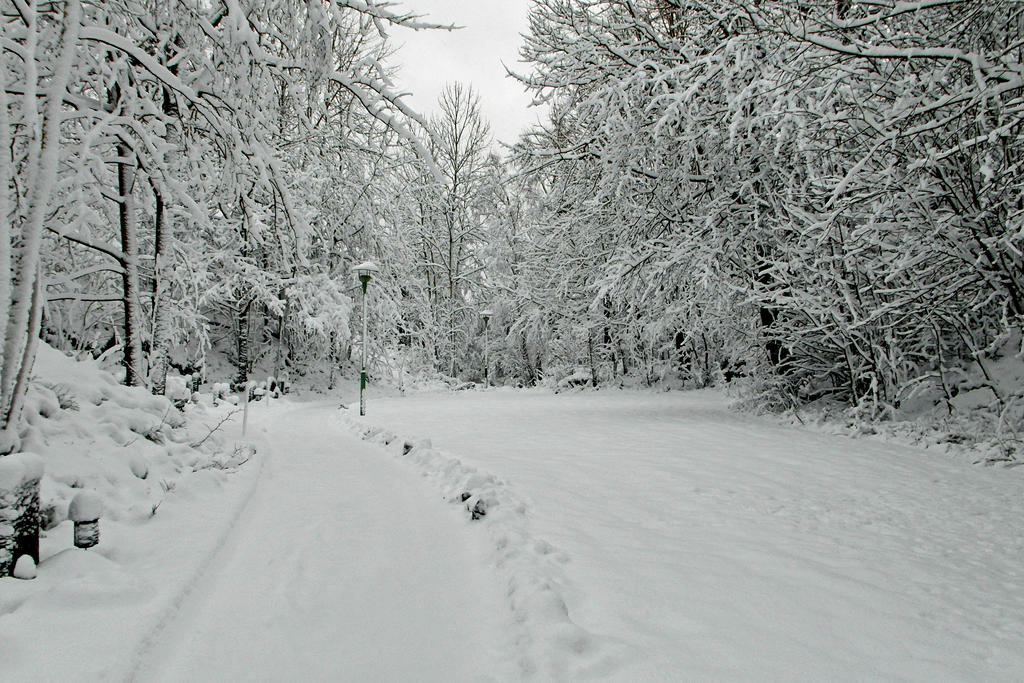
<box><xmin>481</xmin><ymin>308</ymin><xmax>493</xmax><ymax>388</ymax></box>
<box><xmin>354</xmin><ymin>261</ymin><xmax>379</xmax><ymax>416</ymax></box>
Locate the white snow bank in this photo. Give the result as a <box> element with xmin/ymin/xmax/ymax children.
<box><xmin>15</xmin><ymin>344</ymin><xmax>248</xmax><ymax>528</ymax></box>
<box><xmin>763</xmin><ymin>329</ymin><xmax>1024</xmax><ymax>465</ymax></box>
<box><xmin>338</xmin><ymin>413</ymin><xmax>628</xmax><ymax>679</ymax></box>
<box><xmin>358</xmin><ymin>388</ymin><xmax>1024</xmax><ymax>681</ymax></box>
<box><xmin>0</xmin><ymin>343</ymin><xmax>262</xmax><ymax>681</ymax></box>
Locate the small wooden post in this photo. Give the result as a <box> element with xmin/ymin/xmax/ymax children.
<box><xmin>69</xmin><ymin>491</ymin><xmax>102</xmax><ymax>549</ymax></box>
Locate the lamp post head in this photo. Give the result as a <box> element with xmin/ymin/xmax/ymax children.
<box><xmin>353</xmin><ymin>261</ymin><xmax>379</xmax><ymax>289</ymax></box>
<box><xmin>481</xmin><ymin>308</ymin><xmax>493</xmax><ymax>327</ymax></box>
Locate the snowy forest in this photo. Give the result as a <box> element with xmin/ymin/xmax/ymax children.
<box><xmin>4</xmin><ymin>2</ymin><xmax>1024</xmax><ymax>678</ymax></box>
<box><xmin>2</xmin><ymin>0</ymin><xmax>1023</xmax><ymax>452</ymax></box>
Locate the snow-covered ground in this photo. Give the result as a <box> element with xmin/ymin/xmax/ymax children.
<box><xmin>1</xmin><ymin>399</ymin><xmax>517</xmax><ymax>681</ymax></box>
<box><xmin>137</xmin><ymin>402</ymin><xmax>515</xmax><ymax>682</ymax></box>
<box><xmin>6</xmin><ymin>363</ymin><xmax>1023</xmax><ymax>681</ymax></box>
<box><xmin>1</xmin><ymin>347</ymin><xmax>516</xmax><ymax>681</ymax></box>
<box><xmin>0</xmin><ymin>345</ymin><xmax>265</xmax><ymax>680</ymax></box>
<box><xmin>353</xmin><ymin>387</ymin><xmax>1024</xmax><ymax>681</ymax></box>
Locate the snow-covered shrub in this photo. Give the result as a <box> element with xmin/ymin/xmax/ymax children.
<box><xmin>0</xmin><ymin>453</ymin><xmax>43</xmax><ymax>576</ymax></box>
<box><xmin>17</xmin><ymin>344</ymin><xmax>250</xmax><ymax>537</ymax></box>
<box><xmin>42</xmin><ymin>383</ymin><xmax>79</xmax><ymax>412</ymax></box>
<box><xmin>165</xmin><ymin>375</ymin><xmax>191</xmax><ymax>406</ymax></box>
<box><xmin>211</xmin><ymin>382</ymin><xmax>230</xmax><ymax>404</ymax></box>
<box><xmin>555</xmin><ymin>369</ymin><xmax>593</xmax><ymax>392</ymax></box>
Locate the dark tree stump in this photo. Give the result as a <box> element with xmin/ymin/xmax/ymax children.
<box><xmin>0</xmin><ymin>454</ymin><xmax>43</xmax><ymax>576</ymax></box>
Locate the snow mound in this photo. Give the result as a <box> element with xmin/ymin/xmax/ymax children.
<box><xmin>338</xmin><ymin>414</ymin><xmax>630</xmax><ymax>679</ymax></box>
<box><xmin>0</xmin><ymin>343</ymin><xmax>264</xmax><ymax>681</ymax></box>
<box><xmin>12</xmin><ymin>555</ymin><xmax>36</xmax><ymax>580</ymax></box>
<box><xmin>21</xmin><ymin>343</ymin><xmax>247</xmax><ymax>529</ymax></box>
<box><xmin>23</xmin><ymin>547</ymin><xmax>155</xmax><ymax>609</ymax></box>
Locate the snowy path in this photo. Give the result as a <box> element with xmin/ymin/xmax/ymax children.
<box><xmin>135</xmin><ymin>402</ymin><xmax>512</xmax><ymax>682</ymax></box>
<box><xmin>361</xmin><ymin>389</ymin><xmax>1024</xmax><ymax>681</ymax></box>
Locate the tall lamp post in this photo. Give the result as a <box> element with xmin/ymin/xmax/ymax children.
<box><xmin>354</xmin><ymin>261</ymin><xmax>379</xmax><ymax>415</ymax></box>
<box><xmin>481</xmin><ymin>308</ymin><xmax>493</xmax><ymax>388</ymax></box>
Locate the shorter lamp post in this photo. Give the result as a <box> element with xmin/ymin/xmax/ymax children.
<box><xmin>481</xmin><ymin>308</ymin><xmax>493</xmax><ymax>388</ymax></box>
<box><xmin>69</xmin><ymin>490</ymin><xmax>102</xmax><ymax>549</ymax></box>
<box><xmin>354</xmin><ymin>261</ymin><xmax>379</xmax><ymax>415</ymax></box>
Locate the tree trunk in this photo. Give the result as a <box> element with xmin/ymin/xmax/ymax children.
<box><xmin>149</xmin><ymin>186</ymin><xmax>172</xmax><ymax>395</ymax></box>
<box><xmin>148</xmin><ymin>80</ymin><xmax>180</xmax><ymax>397</ymax></box>
<box><xmin>520</xmin><ymin>335</ymin><xmax>536</xmax><ymax>386</ymax></box>
<box><xmin>0</xmin><ymin>90</ymin><xmax>13</xmax><ymax>445</ymax></box>
<box><xmin>7</xmin><ymin>266</ymin><xmax>43</xmax><ymax>431</ymax></box>
<box><xmin>118</xmin><ymin>141</ymin><xmax>144</xmax><ymax>387</ymax></box>
<box><xmin>327</xmin><ymin>330</ymin><xmax>336</xmax><ymax>390</ymax></box>
<box><xmin>1</xmin><ymin>0</ymin><xmax>81</xmax><ymax>451</ymax></box>
<box><xmin>587</xmin><ymin>330</ymin><xmax>599</xmax><ymax>388</ymax></box>
<box><xmin>448</xmin><ymin>300</ymin><xmax>457</xmax><ymax>377</ymax></box>
<box><xmin>274</xmin><ymin>292</ymin><xmax>290</xmax><ymax>379</ymax></box>
<box><xmin>759</xmin><ymin>304</ymin><xmax>790</xmax><ymax>368</ymax></box>
<box><xmin>235</xmin><ymin>299</ymin><xmax>251</xmax><ymax>389</ymax></box>
<box><xmin>755</xmin><ymin>243</ymin><xmax>791</xmax><ymax>371</ymax></box>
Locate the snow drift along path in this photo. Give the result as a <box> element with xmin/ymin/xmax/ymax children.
<box><xmin>136</xmin><ymin>402</ymin><xmax>514</xmax><ymax>682</ymax></box>
<box><xmin>360</xmin><ymin>388</ymin><xmax>1024</xmax><ymax>681</ymax></box>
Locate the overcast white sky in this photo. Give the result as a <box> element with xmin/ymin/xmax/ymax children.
<box><xmin>388</xmin><ymin>1</ymin><xmax>542</xmax><ymax>147</ymax></box>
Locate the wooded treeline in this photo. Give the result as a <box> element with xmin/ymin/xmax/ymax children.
<box><xmin>2</xmin><ymin>0</ymin><xmax>1022</xmax><ymax>454</ymax></box>
<box><xmin>0</xmin><ymin>0</ymin><xmax>455</xmax><ymax>452</ymax></box>
<box><xmin>496</xmin><ymin>0</ymin><xmax>1024</xmax><ymax>419</ymax></box>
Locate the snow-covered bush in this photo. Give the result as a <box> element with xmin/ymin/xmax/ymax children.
<box><xmin>16</xmin><ymin>344</ymin><xmax>248</xmax><ymax>536</ymax></box>
<box><xmin>554</xmin><ymin>369</ymin><xmax>593</xmax><ymax>392</ymax></box>
<box><xmin>211</xmin><ymin>383</ymin><xmax>230</xmax><ymax>403</ymax></box>
<box><xmin>165</xmin><ymin>375</ymin><xmax>191</xmax><ymax>406</ymax></box>
<box><xmin>0</xmin><ymin>453</ymin><xmax>44</xmax><ymax>576</ymax></box>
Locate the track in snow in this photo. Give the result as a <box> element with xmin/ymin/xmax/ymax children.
<box><xmin>134</xmin><ymin>403</ymin><xmax>513</xmax><ymax>682</ymax></box>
